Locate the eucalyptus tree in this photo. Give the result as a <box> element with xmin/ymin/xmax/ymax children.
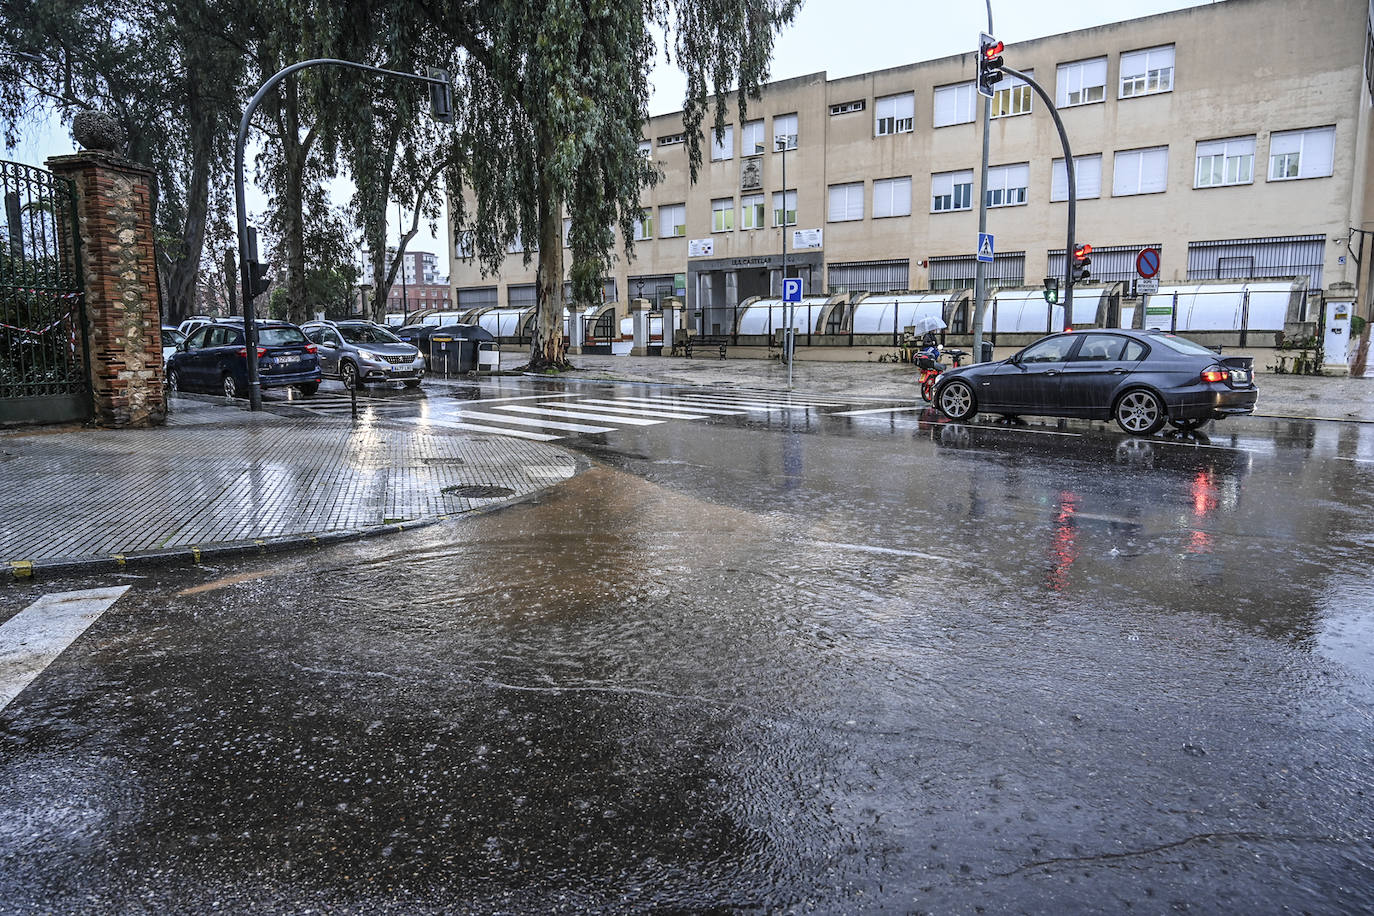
<box><xmin>0</xmin><ymin>0</ymin><xmax>246</xmax><ymax>321</ymax></box>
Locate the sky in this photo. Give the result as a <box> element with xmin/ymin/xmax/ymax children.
<box><xmin>9</xmin><ymin>0</ymin><xmax>1213</xmax><ymax>278</ymax></box>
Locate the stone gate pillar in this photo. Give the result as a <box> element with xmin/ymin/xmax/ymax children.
<box><xmin>46</xmin><ymin>150</ymin><xmax>166</xmax><ymax>428</ymax></box>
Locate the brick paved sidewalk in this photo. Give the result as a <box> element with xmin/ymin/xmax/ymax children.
<box><xmin>0</xmin><ymin>396</ymin><xmax>578</xmax><ymax>577</ymax></box>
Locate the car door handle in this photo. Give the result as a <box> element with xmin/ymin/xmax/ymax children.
<box><xmin>1109</xmin><ymin>367</ymin><xmax>1128</xmax><ymax>374</ymax></box>
<box><xmin>1042</xmin><ymin>369</ymin><xmax>1059</xmax><ymax>376</ymax></box>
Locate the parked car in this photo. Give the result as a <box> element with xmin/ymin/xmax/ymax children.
<box><xmin>177</xmin><ymin>315</ymin><xmax>214</xmax><ymax>337</ymax></box>
<box><xmin>932</xmin><ymin>329</ymin><xmax>1257</xmax><ymax>435</ymax></box>
<box><xmin>301</xmin><ymin>319</ymin><xmax>425</xmax><ymax>388</ymax></box>
<box><xmin>160</xmin><ymin>326</ymin><xmax>185</xmax><ymax>369</ymax></box>
<box><xmin>167</xmin><ymin>318</ymin><xmax>321</xmax><ymax>398</ymax></box>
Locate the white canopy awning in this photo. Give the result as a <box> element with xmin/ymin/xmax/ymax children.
<box><xmin>1122</xmin><ymin>282</ymin><xmax>1296</xmax><ymax>331</ymax></box>
<box><xmin>475</xmin><ymin>308</ymin><xmax>531</xmax><ymax>337</ymax></box>
<box><xmin>735</xmin><ymin>297</ymin><xmax>833</xmax><ymax>335</ymax></box>
<box><xmin>990</xmin><ymin>290</ymin><xmax>1065</xmax><ymax>333</ymax></box>
<box><xmin>850</xmin><ymin>293</ymin><xmax>947</xmax><ymax>335</ymax></box>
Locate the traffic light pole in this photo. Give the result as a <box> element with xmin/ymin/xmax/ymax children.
<box><xmin>971</xmin><ymin>1</ymin><xmax>994</xmax><ymax>364</ymax></box>
<box><xmin>234</xmin><ymin>58</ymin><xmax>450</xmax><ymax>411</ymax></box>
<box><xmin>998</xmin><ymin>65</ymin><xmax>1076</xmax><ymax>333</ymax></box>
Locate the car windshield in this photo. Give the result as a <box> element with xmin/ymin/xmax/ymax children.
<box><xmin>339</xmin><ymin>325</ymin><xmax>402</xmax><ymax>345</ymax></box>
<box><xmin>163</xmin><ymin>329</ymin><xmax>185</xmax><ymax>346</ymax></box>
<box><xmin>260</xmin><ymin>327</ymin><xmax>307</xmax><ymax>346</ymax></box>
<box><xmin>1149</xmin><ymin>333</ymin><xmax>1217</xmax><ymax>357</ymax></box>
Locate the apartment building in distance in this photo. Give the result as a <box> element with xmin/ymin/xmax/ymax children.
<box><xmin>361</xmin><ymin>248</ymin><xmax>451</xmax><ymax>315</ymax></box>
<box><xmin>447</xmin><ymin>0</ymin><xmax>1374</xmax><ymax>353</ymax></box>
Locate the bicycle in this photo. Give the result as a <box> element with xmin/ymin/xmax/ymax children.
<box><xmin>917</xmin><ymin>348</ymin><xmax>966</xmax><ymax>402</ymax></box>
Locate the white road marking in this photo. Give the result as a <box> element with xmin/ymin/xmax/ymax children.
<box><xmin>581</xmin><ymin>397</ymin><xmax>749</xmax><ymax>416</ymax></box>
<box><xmin>671</xmin><ymin>394</ymin><xmax>827</xmax><ymax>410</ymax></box>
<box><xmin>544</xmin><ymin>401</ymin><xmax>708</xmax><ymax>420</ymax></box>
<box><xmin>834</xmin><ymin>405</ymin><xmax>927</xmax><ymax>416</ymax></box>
<box><xmin>495</xmin><ymin>405</ymin><xmax>663</xmax><ymax>426</ymax></box>
<box><xmin>448</xmin><ymin>409</ymin><xmax>615</xmax><ymax>434</ymax></box>
<box><xmin>393</xmin><ymin>416</ymin><xmax>561</xmax><ymax>441</ymax></box>
<box><xmin>0</xmin><ymin>586</ymin><xmax>129</xmax><ymax>713</ymax></box>
<box><xmin>456</xmin><ymin>393</ymin><xmax>580</xmax><ymax>404</ymax></box>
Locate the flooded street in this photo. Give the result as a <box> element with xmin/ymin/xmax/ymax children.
<box><xmin>2</xmin><ymin>383</ymin><xmax>1373</xmax><ymax>912</ymax></box>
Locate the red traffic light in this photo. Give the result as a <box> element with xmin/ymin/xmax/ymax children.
<box><xmin>1073</xmin><ymin>243</ymin><xmax>1093</xmax><ymax>260</ymax></box>
<box><xmin>983</xmin><ymin>40</ymin><xmax>1005</xmax><ymax>59</ymax></box>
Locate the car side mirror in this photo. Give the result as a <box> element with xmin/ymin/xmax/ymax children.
<box><xmin>177</xmin><ymin>341</ymin><xmax>189</xmax><ymax>352</ymax></box>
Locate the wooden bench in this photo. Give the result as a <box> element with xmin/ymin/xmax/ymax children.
<box><xmin>680</xmin><ymin>335</ymin><xmax>729</xmax><ymax>359</ymax></box>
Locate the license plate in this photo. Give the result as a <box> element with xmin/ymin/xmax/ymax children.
<box><xmin>1230</xmin><ymin>369</ymin><xmax>1249</xmax><ymax>383</ymax></box>
<box><xmin>275</xmin><ymin>356</ymin><xmax>296</xmax><ymax>366</ymax></box>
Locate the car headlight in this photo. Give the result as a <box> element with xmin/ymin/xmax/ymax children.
<box><xmin>356</xmin><ymin>349</ymin><xmax>379</xmax><ymax>361</ymax></box>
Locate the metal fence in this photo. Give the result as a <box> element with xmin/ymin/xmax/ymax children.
<box><xmin>826</xmin><ymin>258</ymin><xmax>910</xmax><ymax>294</ymax></box>
<box><xmin>1187</xmin><ymin>235</ymin><xmax>1324</xmax><ymax>287</ymax></box>
<box><xmin>928</xmin><ymin>252</ymin><xmax>1025</xmax><ymax>291</ymax></box>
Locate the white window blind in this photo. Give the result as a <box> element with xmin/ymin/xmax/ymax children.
<box><xmin>930</xmin><ymin>171</ymin><xmax>973</xmax><ymax>212</ymax></box>
<box><xmin>1269</xmin><ymin>126</ymin><xmax>1336</xmax><ymax>180</ymax></box>
<box><xmin>1120</xmin><ymin>45</ymin><xmax>1174</xmax><ymax>97</ymax></box>
<box><xmin>874</xmin><ymin>93</ymin><xmax>914</xmax><ymax>136</ymax></box>
<box><xmin>711</xmin><ymin>197</ymin><xmax>734</xmax><ymax>232</ymax></box>
<box><xmin>710</xmin><ymin>125</ymin><xmax>734</xmax><ymax>161</ymax></box>
<box><xmin>1057</xmin><ymin>58</ymin><xmax>1107</xmax><ymax>107</ymax></box>
<box><xmin>1113</xmin><ymin>147</ymin><xmax>1169</xmax><ymax>196</ymax></box>
<box><xmin>873</xmin><ymin>177</ymin><xmax>912</xmax><ymax>218</ymax></box>
<box><xmin>1051</xmin><ymin>154</ymin><xmax>1103</xmax><ymax>201</ymax></box>
<box><xmin>933</xmin><ymin>83</ymin><xmax>976</xmax><ymax>127</ymax></box>
<box><xmin>1195</xmin><ymin>136</ymin><xmax>1255</xmax><ymax>187</ymax></box>
<box><xmin>986</xmin><ymin>163</ymin><xmax>1029</xmax><ymax>207</ymax></box>
<box><xmin>742</xmin><ymin>120</ymin><xmax>765</xmax><ymax>155</ymax></box>
<box><xmin>773</xmin><ymin>113</ymin><xmax>798</xmax><ymax>150</ymax></box>
<box><xmin>660</xmin><ymin>203</ymin><xmax>686</xmax><ymax>236</ymax></box>
<box><xmin>828</xmin><ymin>182</ymin><xmax>865</xmax><ymax>222</ymax></box>
<box><xmin>741</xmin><ymin>193</ymin><xmax>765</xmax><ymax>229</ymax></box>
<box><xmin>633</xmin><ymin>210</ymin><xmax>653</xmax><ymax>240</ymax></box>
<box><xmin>637</xmin><ymin>139</ymin><xmax>651</xmax><ymax>157</ymax></box>
<box><xmin>772</xmin><ymin>190</ymin><xmax>797</xmax><ymax>226</ymax></box>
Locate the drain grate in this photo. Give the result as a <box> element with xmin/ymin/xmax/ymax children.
<box><xmin>441</xmin><ymin>484</ymin><xmax>516</xmax><ymax>499</ymax></box>
<box><xmin>422</xmin><ymin>457</ymin><xmax>467</xmax><ymax>465</ymax></box>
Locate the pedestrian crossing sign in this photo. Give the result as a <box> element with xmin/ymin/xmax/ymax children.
<box><xmin>977</xmin><ymin>232</ymin><xmax>995</xmax><ymax>263</ymax></box>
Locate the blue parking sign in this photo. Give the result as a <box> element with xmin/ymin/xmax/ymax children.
<box><xmin>782</xmin><ymin>277</ymin><xmax>803</xmax><ymax>302</ymax></box>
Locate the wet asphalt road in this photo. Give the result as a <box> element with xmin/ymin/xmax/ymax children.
<box><xmin>2</xmin><ymin>377</ymin><xmax>1373</xmax><ymax>913</ymax></box>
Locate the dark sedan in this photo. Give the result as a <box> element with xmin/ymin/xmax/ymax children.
<box><xmin>168</xmin><ymin>319</ymin><xmax>321</xmax><ymax>399</ymax></box>
<box><xmin>932</xmin><ymin>329</ymin><xmax>1257</xmax><ymax>435</ymax></box>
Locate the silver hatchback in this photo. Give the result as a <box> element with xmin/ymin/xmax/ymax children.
<box><xmin>301</xmin><ymin>320</ymin><xmax>426</xmax><ymax>388</ymax></box>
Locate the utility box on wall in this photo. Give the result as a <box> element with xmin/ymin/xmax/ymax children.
<box><xmin>1323</xmin><ymin>301</ymin><xmax>1352</xmax><ymax>373</ymax></box>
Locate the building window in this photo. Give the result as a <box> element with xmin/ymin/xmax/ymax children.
<box><xmin>506</xmin><ymin>232</ymin><xmax>524</xmax><ymax>254</ymax></box>
<box><xmin>1195</xmin><ymin>136</ymin><xmax>1255</xmax><ymax>188</ymax></box>
<box><xmin>1268</xmin><ymin>126</ymin><xmax>1336</xmax><ymax>181</ymax></box>
<box><xmin>742</xmin><ymin>120</ymin><xmax>765</xmax><ymax>155</ymax></box>
<box><xmin>741</xmin><ymin>193</ymin><xmax>765</xmax><ymax>230</ymax></box>
<box><xmin>637</xmin><ymin>139</ymin><xmax>651</xmax><ymax>157</ymax></box>
<box><xmin>712</xmin><ymin>197</ymin><xmax>734</xmax><ymax>232</ymax></box>
<box><xmin>1050</xmin><ymin>154</ymin><xmax>1103</xmax><ymax>201</ymax></box>
<box><xmin>1112</xmin><ymin>146</ymin><xmax>1169</xmax><ymax>196</ymax></box>
<box><xmin>633</xmin><ymin>209</ymin><xmax>653</xmax><ymax>241</ymax></box>
<box><xmin>873</xmin><ymin>177</ymin><xmax>912</xmax><ymax>218</ymax></box>
<box><xmin>711</xmin><ymin>125</ymin><xmax>734</xmax><ymax>161</ymax></box>
<box><xmin>991</xmin><ymin>70</ymin><xmax>1033</xmax><ymax>118</ymax></box>
<box><xmin>455</xmin><ymin>230</ymin><xmax>474</xmax><ymax>259</ymax></box>
<box><xmin>456</xmin><ymin>286</ymin><xmax>497</xmax><ymax>309</ymax></box>
<box><xmin>658</xmin><ymin>132</ymin><xmax>685</xmax><ymax>146</ymax></box>
<box><xmin>830</xmin><ymin>99</ymin><xmax>865</xmax><ymax>115</ymax></box>
<box><xmin>562</xmin><ymin>217</ymin><xmax>572</xmax><ymax>247</ymax></box>
<box><xmin>772</xmin><ymin>190</ymin><xmax>797</xmax><ymax>226</ymax></box>
<box><xmin>986</xmin><ymin>163</ymin><xmax>1029</xmax><ymax>208</ymax></box>
<box><xmin>930</xmin><ymin>170</ymin><xmax>973</xmax><ymax>212</ymax></box>
<box><xmin>660</xmin><ymin>203</ymin><xmax>686</xmax><ymax>237</ymax></box>
<box><xmin>773</xmin><ymin>113</ymin><xmax>798</xmax><ymax>151</ymax></box>
<box><xmin>874</xmin><ymin>92</ymin><xmax>914</xmax><ymax>136</ymax></box>
<box><xmin>1048</xmin><ymin>242</ymin><xmax>1162</xmax><ymax>283</ymax></box>
<box><xmin>1057</xmin><ymin>57</ymin><xmax>1107</xmax><ymax>107</ymax></box>
<box><xmin>508</xmin><ymin>283</ymin><xmax>537</xmax><ymax>308</ymax></box>
<box><xmin>1120</xmin><ymin>45</ymin><xmax>1174</xmax><ymax>98</ymax></box>
<box><xmin>827</xmin><ymin>259</ymin><xmax>910</xmax><ymax>295</ymax></box>
<box><xmin>827</xmin><ymin>182</ymin><xmax>865</xmax><ymax>222</ymax></box>
<box><xmin>933</xmin><ymin>82</ymin><xmax>976</xmax><ymax>127</ymax></box>
<box><xmin>1187</xmin><ymin>234</ymin><xmax>1325</xmax><ymax>287</ymax></box>
<box><xmin>928</xmin><ymin>252</ymin><xmax>1025</xmax><ymax>291</ymax></box>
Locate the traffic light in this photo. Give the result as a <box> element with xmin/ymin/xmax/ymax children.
<box><xmin>1042</xmin><ymin>276</ymin><xmax>1060</xmax><ymax>305</ymax></box>
<box><xmin>977</xmin><ymin>33</ymin><xmax>1005</xmax><ymax>98</ymax></box>
<box><xmin>1071</xmin><ymin>243</ymin><xmax>1092</xmax><ymax>285</ymax></box>
<box><xmin>427</xmin><ymin>67</ymin><xmax>454</xmax><ymax>124</ymax></box>
<box><xmin>246</xmin><ymin>259</ymin><xmax>271</xmax><ymax>300</ymax></box>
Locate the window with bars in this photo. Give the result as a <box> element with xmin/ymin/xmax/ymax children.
<box><xmin>1186</xmin><ymin>235</ymin><xmax>1324</xmax><ymax>287</ymax></box>
<box><xmin>456</xmin><ymin>287</ymin><xmax>497</xmax><ymax>309</ymax></box>
<box><xmin>928</xmin><ymin>252</ymin><xmax>1025</xmax><ymax>291</ymax></box>
<box><xmin>827</xmin><ymin>259</ymin><xmax>910</xmax><ymax>295</ymax></box>
<box><xmin>1048</xmin><ymin>243</ymin><xmax>1162</xmax><ymax>284</ymax></box>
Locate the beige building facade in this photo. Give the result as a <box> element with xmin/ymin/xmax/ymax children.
<box><xmin>447</xmin><ymin>0</ymin><xmax>1374</xmax><ymax>345</ymax></box>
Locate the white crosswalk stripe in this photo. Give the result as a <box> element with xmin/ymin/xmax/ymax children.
<box><xmin>448</xmin><ymin>409</ymin><xmax>615</xmax><ymax>434</ymax></box>
<box><xmin>0</xmin><ymin>586</ymin><xmax>129</xmax><ymax>712</ymax></box>
<box><xmin>540</xmin><ymin>400</ymin><xmax>708</xmax><ymax>420</ymax></box>
<box><xmin>581</xmin><ymin>396</ymin><xmax>749</xmax><ymax>415</ymax></box>
<box><xmin>494</xmin><ymin>405</ymin><xmax>663</xmax><ymax>425</ymax></box>
<box><xmin>391</xmin><ymin>415</ymin><xmax>562</xmax><ymax>440</ymax></box>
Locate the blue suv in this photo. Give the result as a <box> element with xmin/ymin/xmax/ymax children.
<box><xmin>168</xmin><ymin>318</ymin><xmax>321</xmax><ymax>399</ymax></box>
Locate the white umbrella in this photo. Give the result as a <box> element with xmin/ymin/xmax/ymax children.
<box><xmin>913</xmin><ymin>315</ymin><xmax>947</xmax><ymax>334</ymax></box>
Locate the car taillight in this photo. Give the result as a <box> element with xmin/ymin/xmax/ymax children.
<box><xmin>236</xmin><ymin>346</ymin><xmax>267</xmax><ymax>358</ymax></box>
<box><xmin>304</xmin><ymin>344</ymin><xmax>317</xmax><ymax>354</ymax></box>
<box><xmin>1201</xmin><ymin>366</ymin><xmax>1229</xmax><ymax>383</ymax></box>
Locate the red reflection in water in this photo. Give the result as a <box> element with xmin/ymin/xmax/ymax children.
<box><xmin>1188</xmin><ymin>529</ymin><xmax>1213</xmax><ymax>554</ymax></box>
<box><xmin>1046</xmin><ymin>491</ymin><xmax>1079</xmax><ymax>592</ymax></box>
<box><xmin>1192</xmin><ymin>470</ymin><xmax>1219</xmax><ymax>517</ymax></box>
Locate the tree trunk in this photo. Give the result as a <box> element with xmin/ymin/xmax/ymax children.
<box><xmin>161</xmin><ymin>110</ymin><xmax>214</xmax><ymax>323</ymax></box>
<box><xmin>283</xmin><ymin>79</ymin><xmax>310</xmax><ymax>326</ymax></box>
<box><xmin>529</xmin><ymin>131</ymin><xmax>569</xmax><ymax>370</ymax></box>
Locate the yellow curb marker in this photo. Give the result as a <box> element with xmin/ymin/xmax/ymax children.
<box><xmin>9</xmin><ymin>560</ymin><xmax>33</xmax><ymax>579</ymax></box>
<box><xmin>191</xmin><ymin>546</ymin><xmax>202</xmax><ymax>564</ymax></box>
<box><xmin>112</xmin><ymin>554</ymin><xmax>126</xmax><ymax>567</ymax></box>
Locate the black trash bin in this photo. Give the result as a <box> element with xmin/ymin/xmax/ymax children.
<box><xmin>980</xmin><ymin>341</ymin><xmax>995</xmax><ymax>363</ymax></box>
<box><xmin>430</xmin><ymin>324</ymin><xmax>497</xmax><ymax>374</ymax></box>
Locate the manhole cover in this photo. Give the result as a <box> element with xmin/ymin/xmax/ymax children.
<box><xmin>422</xmin><ymin>457</ymin><xmax>467</xmax><ymax>465</ymax></box>
<box><xmin>441</xmin><ymin>484</ymin><xmax>516</xmax><ymax>499</ymax></box>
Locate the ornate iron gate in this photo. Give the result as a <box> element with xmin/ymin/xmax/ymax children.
<box><xmin>0</xmin><ymin>160</ymin><xmax>89</xmax><ymax>424</ymax></box>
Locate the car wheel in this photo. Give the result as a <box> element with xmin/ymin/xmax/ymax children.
<box><xmin>221</xmin><ymin>372</ymin><xmax>243</xmax><ymax>399</ymax></box>
<box><xmin>167</xmin><ymin>367</ymin><xmax>182</xmax><ymax>393</ymax></box>
<box><xmin>937</xmin><ymin>380</ymin><xmax>977</xmax><ymax>421</ymax></box>
<box><xmin>298</xmin><ymin>382</ymin><xmax>319</xmax><ymax>397</ymax></box>
<box><xmin>403</xmin><ymin>378</ymin><xmax>422</xmax><ymax>388</ymax></box>
<box><xmin>1114</xmin><ymin>388</ymin><xmax>1165</xmax><ymax>435</ymax></box>
<box><xmin>340</xmin><ymin>360</ymin><xmax>359</xmax><ymax>390</ymax></box>
<box><xmin>1169</xmin><ymin>417</ymin><xmax>1208</xmax><ymax>431</ymax></box>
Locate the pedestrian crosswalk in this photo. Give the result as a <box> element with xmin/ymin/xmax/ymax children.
<box><xmin>269</xmin><ymin>386</ymin><xmax>917</xmax><ymax>442</ymax></box>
